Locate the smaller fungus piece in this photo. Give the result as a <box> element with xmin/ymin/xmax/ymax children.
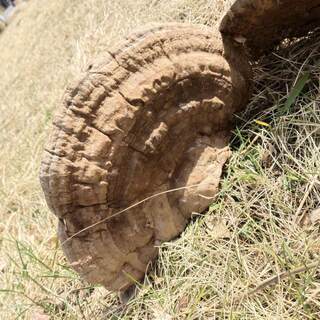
<box><xmin>40</xmin><ymin>24</ymin><xmax>251</xmax><ymax>291</ymax></box>
<box><xmin>220</xmin><ymin>0</ymin><xmax>320</xmax><ymax>58</ymax></box>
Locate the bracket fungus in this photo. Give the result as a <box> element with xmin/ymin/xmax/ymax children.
<box><xmin>40</xmin><ymin>1</ymin><xmax>320</xmax><ymax>292</ymax></box>
<box><xmin>220</xmin><ymin>0</ymin><xmax>320</xmax><ymax>58</ymax></box>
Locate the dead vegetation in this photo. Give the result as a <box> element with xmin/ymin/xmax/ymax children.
<box><xmin>0</xmin><ymin>0</ymin><xmax>319</xmax><ymax>319</ymax></box>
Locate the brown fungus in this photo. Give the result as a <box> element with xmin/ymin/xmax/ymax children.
<box><xmin>220</xmin><ymin>0</ymin><xmax>320</xmax><ymax>59</ymax></box>
<box><xmin>40</xmin><ymin>24</ymin><xmax>251</xmax><ymax>291</ymax></box>
<box><xmin>40</xmin><ymin>0</ymin><xmax>320</xmax><ymax>293</ymax></box>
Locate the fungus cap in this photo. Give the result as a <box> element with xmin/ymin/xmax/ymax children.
<box><xmin>220</xmin><ymin>0</ymin><xmax>320</xmax><ymax>58</ymax></box>
<box><xmin>40</xmin><ymin>24</ymin><xmax>251</xmax><ymax>291</ymax></box>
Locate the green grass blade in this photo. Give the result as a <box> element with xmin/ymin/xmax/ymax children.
<box><xmin>283</xmin><ymin>72</ymin><xmax>310</xmax><ymax>113</ymax></box>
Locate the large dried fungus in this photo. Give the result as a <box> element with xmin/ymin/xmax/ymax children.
<box><xmin>40</xmin><ymin>24</ymin><xmax>250</xmax><ymax>291</ymax></box>
<box><xmin>40</xmin><ymin>0</ymin><xmax>320</xmax><ymax>292</ymax></box>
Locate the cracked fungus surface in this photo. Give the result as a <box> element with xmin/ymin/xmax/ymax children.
<box><xmin>220</xmin><ymin>0</ymin><xmax>320</xmax><ymax>58</ymax></box>
<box><xmin>40</xmin><ymin>24</ymin><xmax>251</xmax><ymax>291</ymax></box>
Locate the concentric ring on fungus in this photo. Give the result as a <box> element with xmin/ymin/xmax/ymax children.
<box><xmin>40</xmin><ymin>24</ymin><xmax>251</xmax><ymax>291</ymax></box>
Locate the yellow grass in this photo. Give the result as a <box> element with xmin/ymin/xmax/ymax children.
<box><xmin>0</xmin><ymin>0</ymin><xmax>319</xmax><ymax>319</ymax></box>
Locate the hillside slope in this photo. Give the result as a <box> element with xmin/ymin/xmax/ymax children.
<box><xmin>0</xmin><ymin>0</ymin><xmax>319</xmax><ymax>319</ymax></box>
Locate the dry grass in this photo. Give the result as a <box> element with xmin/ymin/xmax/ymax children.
<box><xmin>0</xmin><ymin>0</ymin><xmax>319</xmax><ymax>319</ymax></box>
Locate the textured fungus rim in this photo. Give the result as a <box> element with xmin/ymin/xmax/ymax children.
<box><xmin>220</xmin><ymin>0</ymin><xmax>320</xmax><ymax>58</ymax></box>
<box><xmin>40</xmin><ymin>23</ymin><xmax>251</xmax><ymax>291</ymax></box>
